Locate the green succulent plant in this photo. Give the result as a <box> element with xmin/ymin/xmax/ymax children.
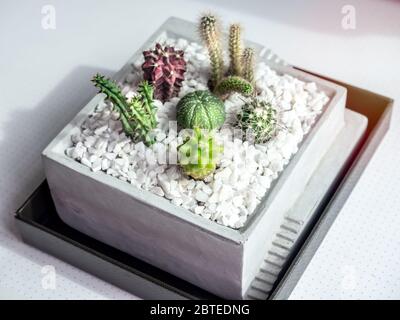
<box><xmin>236</xmin><ymin>97</ymin><xmax>277</xmax><ymax>144</ymax></box>
<box><xmin>92</xmin><ymin>74</ymin><xmax>157</xmax><ymax>146</ymax></box>
<box><xmin>228</xmin><ymin>24</ymin><xmax>243</xmax><ymax>76</ymax></box>
<box><xmin>178</xmin><ymin>127</ymin><xmax>223</xmax><ymax>180</ymax></box>
<box><xmin>176</xmin><ymin>90</ymin><xmax>225</xmax><ymax>130</ymax></box>
<box><xmin>199</xmin><ymin>14</ymin><xmax>224</xmax><ymax>89</ymax></box>
<box><xmin>214</xmin><ymin>76</ymin><xmax>253</xmax><ymax>97</ymax></box>
<box><xmin>199</xmin><ymin>14</ymin><xmax>256</xmax><ymax>98</ymax></box>
<box><xmin>242</xmin><ymin>47</ymin><xmax>255</xmax><ymax>83</ymax></box>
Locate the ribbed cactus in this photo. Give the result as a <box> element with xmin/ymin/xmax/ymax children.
<box><xmin>92</xmin><ymin>74</ymin><xmax>157</xmax><ymax>146</ymax></box>
<box><xmin>215</xmin><ymin>76</ymin><xmax>253</xmax><ymax>97</ymax></box>
<box><xmin>199</xmin><ymin>14</ymin><xmax>224</xmax><ymax>89</ymax></box>
<box><xmin>228</xmin><ymin>24</ymin><xmax>243</xmax><ymax>76</ymax></box>
<box><xmin>176</xmin><ymin>90</ymin><xmax>225</xmax><ymax>130</ymax></box>
<box><xmin>142</xmin><ymin>43</ymin><xmax>187</xmax><ymax>103</ymax></box>
<box><xmin>236</xmin><ymin>97</ymin><xmax>277</xmax><ymax>144</ymax></box>
<box><xmin>242</xmin><ymin>47</ymin><xmax>255</xmax><ymax>83</ymax></box>
<box><xmin>178</xmin><ymin>127</ymin><xmax>223</xmax><ymax>180</ymax></box>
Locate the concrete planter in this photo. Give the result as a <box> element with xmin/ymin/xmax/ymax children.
<box><xmin>42</xmin><ymin>17</ymin><xmax>346</xmax><ymax>299</ymax></box>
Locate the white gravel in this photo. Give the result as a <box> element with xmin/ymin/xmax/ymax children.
<box><xmin>65</xmin><ymin>38</ymin><xmax>329</xmax><ymax>229</ymax></box>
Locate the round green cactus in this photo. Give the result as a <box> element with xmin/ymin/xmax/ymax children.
<box><xmin>176</xmin><ymin>90</ymin><xmax>225</xmax><ymax>129</ymax></box>
<box><xmin>178</xmin><ymin>127</ymin><xmax>223</xmax><ymax>180</ymax></box>
<box><xmin>237</xmin><ymin>98</ymin><xmax>277</xmax><ymax>144</ymax></box>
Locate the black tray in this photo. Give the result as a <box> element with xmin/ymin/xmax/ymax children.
<box><xmin>15</xmin><ymin>73</ymin><xmax>393</xmax><ymax>299</ymax></box>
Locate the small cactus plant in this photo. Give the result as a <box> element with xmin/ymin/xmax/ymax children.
<box><xmin>142</xmin><ymin>43</ymin><xmax>187</xmax><ymax>103</ymax></box>
<box><xmin>199</xmin><ymin>14</ymin><xmax>256</xmax><ymax>98</ymax></box>
<box><xmin>178</xmin><ymin>127</ymin><xmax>223</xmax><ymax>180</ymax></box>
<box><xmin>236</xmin><ymin>97</ymin><xmax>277</xmax><ymax>144</ymax></box>
<box><xmin>242</xmin><ymin>47</ymin><xmax>255</xmax><ymax>83</ymax></box>
<box><xmin>199</xmin><ymin>14</ymin><xmax>224</xmax><ymax>89</ymax></box>
<box><xmin>214</xmin><ymin>76</ymin><xmax>254</xmax><ymax>97</ymax></box>
<box><xmin>92</xmin><ymin>74</ymin><xmax>157</xmax><ymax>146</ymax></box>
<box><xmin>176</xmin><ymin>90</ymin><xmax>225</xmax><ymax>130</ymax></box>
<box><xmin>228</xmin><ymin>24</ymin><xmax>243</xmax><ymax>76</ymax></box>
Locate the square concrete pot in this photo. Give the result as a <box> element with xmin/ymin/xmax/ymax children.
<box><xmin>42</xmin><ymin>17</ymin><xmax>346</xmax><ymax>299</ymax></box>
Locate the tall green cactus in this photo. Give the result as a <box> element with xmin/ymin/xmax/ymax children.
<box><xmin>199</xmin><ymin>13</ymin><xmax>257</xmax><ymax>98</ymax></box>
<box><xmin>92</xmin><ymin>74</ymin><xmax>157</xmax><ymax>146</ymax></box>
<box><xmin>228</xmin><ymin>24</ymin><xmax>243</xmax><ymax>76</ymax></box>
<box><xmin>199</xmin><ymin>14</ymin><xmax>224</xmax><ymax>88</ymax></box>
<box><xmin>242</xmin><ymin>47</ymin><xmax>255</xmax><ymax>83</ymax></box>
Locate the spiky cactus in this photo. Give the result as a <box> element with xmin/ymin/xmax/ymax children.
<box><xmin>199</xmin><ymin>14</ymin><xmax>224</xmax><ymax>89</ymax></box>
<box><xmin>142</xmin><ymin>43</ymin><xmax>187</xmax><ymax>103</ymax></box>
<box><xmin>236</xmin><ymin>97</ymin><xmax>277</xmax><ymax>144</ymax></box>
<box><xmin>215</xmin><ymin>76</ymin><xmax>253</xmax><ymax>97</ymax></box>
<box><xmin>92</xmin><ymin>74</ymin><xmax>157</xmax><ymax>146</ymax></box>
<box><xmin>178</xmin><ymin>127</ymin><xmax>223</xmax><ymax>180</ymax></box>
<box><xmin>242</xmin><ymin>47</ymin><xmax>255</xmax><ymax>83</ymax></box>
<box><xmin>228</xmin><ymin>24</ymin><xmax>243</xmax><ymax>76</ymax></box>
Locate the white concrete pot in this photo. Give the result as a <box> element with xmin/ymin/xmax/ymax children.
<box><xmin>42</xmin><ymin>17</ymin><xmax>346</xmax><ymax>299</ymax></box>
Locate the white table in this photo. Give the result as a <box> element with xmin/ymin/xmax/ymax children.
<box><xmin>1</xmin><ymin>0</ymin><xmax>399</xmax><ymax>299</ymax></box>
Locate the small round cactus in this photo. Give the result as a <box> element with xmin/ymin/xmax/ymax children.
<box><xmin>176</xmin><ymin>90</ymin><xmax>225</xmax><ymax>129</ymax></box>
<box><xmin>236</xmin><ymin>98</ymin><xmax>277</xmax><ymax>144</ymax></box>
<box><xmin>178</xmin><ymin>127</ymin><xmax>223</xmax><ymax>180</ymax></box>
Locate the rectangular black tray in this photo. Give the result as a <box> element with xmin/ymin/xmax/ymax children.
<box><xmin>15</xmin><ymin>72</ymin><xmax>393</xmax><ymax>299</ymax></box>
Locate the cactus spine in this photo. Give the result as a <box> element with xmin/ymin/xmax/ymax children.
<box><xmin>242</xmin><ymin>47</ymin><xmax>255</xmax><ymax>83</ymax></box>
<box><xmin>237</xmin><ymin>97</ymin><xmax>277</xmax><ymax>144</ymax></box>
<box><xmin>199</xmin><ymin>14</ymin><xmax>224</xmax><ymax>89</ymax></box>
<box><xmin>215</xmin><ymin>76</ymin><xmax>253</xmax><ymax>97</ymax></box>
<box><xmin>228</xmin><ymin>24</ymin><xmax>242</xmax><ymax>76</ymax></box>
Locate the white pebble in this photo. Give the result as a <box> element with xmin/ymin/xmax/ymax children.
<box><xmin>195</xmin><ymin>190</ymin><xmax>209</xmax><ymax>203</ymax></box>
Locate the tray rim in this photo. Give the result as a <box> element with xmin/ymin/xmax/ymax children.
<box><xmin>269</xmin><ymin>69</ymin><xmax>394</xmax><ymax>299</ymax></box>
<box><xmin>13</xmin><ymin>17</ymin><xmax>394</xmax><ymax>299</ymax></box>
<box><xmin>15</xmin><ymin>183</ymin><xmax>218</xmax><ymax>300</ymax></box>
<box><xmin>15</xmin><ymin>90</ymin><xmax>392</xmax><ymax>300</ymax></box>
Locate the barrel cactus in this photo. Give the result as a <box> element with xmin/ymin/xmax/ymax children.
<box><xmin>176</xmin><ymin>90</ymin><xmax>225</xmax><ymax>129</ymax></box>
<box><xmin>178</xmin><ymin>127</ymin><xmax>223</xmax><ymax>180</ymax></box>
<box><xmin>237</xmin><ymin>98</ymin><xmax>277</xmax><ymax>144</ymax></box>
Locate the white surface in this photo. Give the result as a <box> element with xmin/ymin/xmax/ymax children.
<box><xmin>0</xmin><ymin>0</ymin><xmax>399</xmax><ymax>299</ymax></box>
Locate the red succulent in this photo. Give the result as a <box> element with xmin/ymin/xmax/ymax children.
<box><xmin>142</xmin><ymin>43</ymin><xmax>187</xmax><ymax>103</ymax></box>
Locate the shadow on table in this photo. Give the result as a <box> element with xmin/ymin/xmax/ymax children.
<box><xmin>0</xmin><ymin>66</ymin><xmax>114</xmax><ymax>238</ymax></box>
